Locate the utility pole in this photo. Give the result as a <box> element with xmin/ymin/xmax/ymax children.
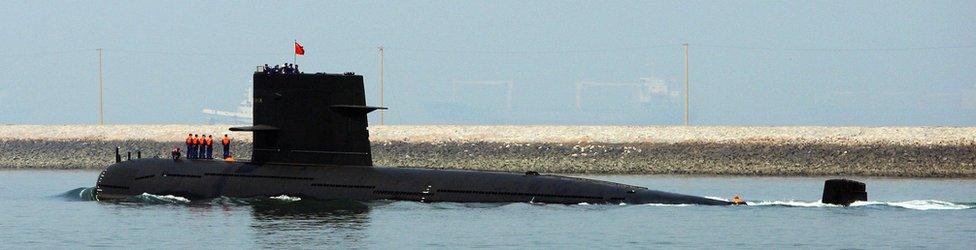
<box><xmin>682</xmin><ymin>43</ymin><xmax>689</xmax><ymax>126</ymax></box>
<box><xmin>97</xmin><ymin>48</ymin><xmax>104</xmax><ymax>125</ymax></box>
<box><xmin>378</xmin><ymin>45</ymin><xmax>385</xmax><ymax>125</ymax></box>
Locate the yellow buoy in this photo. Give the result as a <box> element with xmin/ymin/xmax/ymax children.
<box><xmin>731</xmin><ymin>195</ymin><xmax>745</xmax><ymax>205</ymax></box>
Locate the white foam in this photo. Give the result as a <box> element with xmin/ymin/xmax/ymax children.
<box><xmin>704</xmin><ymin>196</ymin><xmax>729</xmax><ymax>202</ymax></box>
<box><xmin>750</xmin><ymin>200</ymin><xmax>839</xmax><ymax>208</ymax></box>
<box><xmin>747</xmin><ymin>199</ymin><xmax>972</xmax><ymax>210</ymax></box>
<box><xmin>851</xmin><ymin>200</ymin><xmax>972</xmax><ymax>210</ymax></box>
<box><xmin>140</xmin><ymin>193</ymin><xmax>190</xmax><ymax>203</ymax></box>
<box><xmin>640</xmin><ymin>203</ymin><xmax>693</xmax><ymax>207</ymax></box>
<box><xmin>270</xmin><ymin>195</ymin><xmax>301</xmax><ymax>202</ymax></box>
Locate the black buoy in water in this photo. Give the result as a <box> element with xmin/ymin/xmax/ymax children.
<box><xmin>822</xmin><ymin>179</ymin><xmax>867</xmax><ymax>206</ymax></box>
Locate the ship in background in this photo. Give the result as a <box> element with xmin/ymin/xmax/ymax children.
<box><xmin>202</xmin><ymin>88</ymin><xmax>253</xmax><ymax>125</ymax></box>
<box><xmin>416</xmin><ymin>76</ymin><xmax>681</xmax><ymax>125</ymax></box>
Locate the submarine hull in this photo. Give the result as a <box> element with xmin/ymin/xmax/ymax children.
<box><xmin>95</xmin><ymin>158</ymin><xmax>730</xmax><ymax>205</ymax></box>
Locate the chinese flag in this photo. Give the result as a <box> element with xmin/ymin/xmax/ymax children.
<box><xmin>294</xmin><ymin>42</ymin><xmax>305</xmax><ymax>55</ymax></box>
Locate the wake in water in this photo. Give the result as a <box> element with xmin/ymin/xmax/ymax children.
<box><xmin>747</xmin><ymin>199</ymin><xmax>974</xmax><ymax>210</ymax></box>
<box><xmin>57</xmin><ymin>187</ymin><xmax>973</xmax><ymax>211</ymax></box>
<box><xmin>55</xmin><ymin>187</ymin><xmax>97</xmax><ymax>201</ymax></box>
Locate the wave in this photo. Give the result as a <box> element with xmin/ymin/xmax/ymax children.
<box><xmin>57</xmin><ymin>188</ymin><xmax>972</xmax><ymax>211</ymax></box>
<box><xmin>639</xmin><ymin>203</ymin><xmax>693</xmax><ymax>207</ymax></box>
<box><xmin>852</xmin><ymin>200</ymin><xmax>973</xmax><ymax>210</ymax></box>
<box><xmin>54</xmin><ymin>187</ymin><xmax>97</xmax><ymax>201</ymax></box>
<box><xmin>126</xmin><ymin>193</ymin><xmax>191</xmax><ymax>204</ymax></box>
<box><xmin>704</xmin><ymin>196</ymin><xmax>729</xmax><ymax>202</ymax></box>
<box><xmin>269</xmin><ymin>195</ymin><xmax>302</xmax><ymax>202</ymax></box>
<box><xmin>749</xmin><ymin>199</ymin><xmax>973</xmax><ymax>210</ymax></box>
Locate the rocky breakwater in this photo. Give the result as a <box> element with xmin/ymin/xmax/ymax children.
<box><xmin>1</xmin><ymin>125</ymin><xmax>974</xmax><ymax>177</ymax></box>
<box><xmin>369</xmin><ymin>126</ymin><xmax>976</xmax><ymax>178</ymax></box>
<box><xmin>0</xmin><ymin>125</ymin><xmax>253</xmax><ymax>169</ymax></box>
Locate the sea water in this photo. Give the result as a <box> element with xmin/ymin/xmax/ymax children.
<box><xmin>1</xmin><ymin>170</ymin><xmax>973</xmax><ymax>249</ymax></box>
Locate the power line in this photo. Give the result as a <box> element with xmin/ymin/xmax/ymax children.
<box><xmin>110</xmin><ymin>49</ymin><xmax>280</xmax><ymax>56</ymax></box>
<box><xmin>0</xmin><ymin>48</ymin><xmax>375</xmax><ymax>58</ymax></box>
<box><xmin>388</xmin><ymin>44</ymin><xmax>679</xmax><ymax>55</ymax></box>
<box><xmin>0</xmin><ymin>49</ymin><xmax>92</xmax><ymax>57</ymax></box>
<box><xmin>694</xmin><ymin>44</ymin><xmax>976</xmax><ymax>52</ymax></box>
<box><xmin>109</xmin><ymin>47</ymin><xmax>374</xmax><ymax>56</ymax></box>
<box><xmin>4</xmin><ymin>44</ymin><xmax>973</xmax><ymax>58</ymax></box>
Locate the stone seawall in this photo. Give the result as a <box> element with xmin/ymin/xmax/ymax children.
<box><xmin>372</xmin><ymin>141</ymin><xmax>975</xmax><ymax>177</ymax></box>
<box><xmin>1</xmin><ymin>125</ymin><xmax>974</xmax><ymax>177</ymax></box>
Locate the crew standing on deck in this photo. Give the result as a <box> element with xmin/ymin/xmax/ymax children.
<box><xmin>171</xmin><ymin>146</ymin><xmax>181</xmax><ymax>160</ymax></box>
<box><xmin>185</xmin><ymin>134</ymin><xmax>194</xmax><ymax>159</ymax></box>
<box><xmin>222</xmin><ymin>134</ymin><xmax>232</xmax><ymax>159</ymax></box>
<box><xmin>189</xmin><ymin>134</ymin><xmax>196</xmax><ymax>159</ymax></box>
<box><xmin>194</xmin><ymin>134</ymin><xmax>203</xmax><ymax>159</ymax></box>
<box><xmin>205</xmin><ymin>135</ymin><xmax>214</xmax><ymax>159</ymax></box>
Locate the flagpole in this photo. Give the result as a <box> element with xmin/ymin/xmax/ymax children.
<box><xmin>293</xmin><ymin>39</ymin><xmax>297</xmax><ymax>66</ymax></box>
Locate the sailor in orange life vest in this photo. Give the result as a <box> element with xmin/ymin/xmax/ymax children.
<box><xmin>185</xmin><ymin>134</ymin><xmax>194</xmax><ymax>159</ymax></box>
<box><xmin>205</xmin><ymin>135</ymin><xmax>214</xmax><ymax>159</ymax></box>
<box><xmin>221</xmin><ymin>134</ymin><xmax>232</xmax><ymax>160</ymax></box>
<box><xmin>195</xmin><ymin>135</ymin><xmax>204</xmax><ymax>160</ymax></box>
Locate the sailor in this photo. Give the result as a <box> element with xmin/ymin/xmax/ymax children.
<box><xmin>171</xmin><ymin>147</ymin><xmax>181</xmax><ymax>161</ymax></box>
<box><xmin>294</xmin><ymin>64</ymin><xmax>299</xmax><ymax>74</ymax></box>
<box><xmin>196</xmin><ymin>135</ymin><xmax>205</xmax><ymax>160</ymax></box>
<box><xmin>187</xmin><ymin>134</ymin><xmax>194</xmax><ymax>159</ymax></box>
<box><xmin>205</xmin><ymin>135</ymin><xmax>214</xmax><ymax>159</ymax></box>
<box><xmin>272</xmin><ymin>65</ymin><xmax>280</xmax><ymax>74</ymax></box>
<box><xmin>193</xmin><ymin>134</ymin><xmax>202</xmax><ymax>159</ymax></box>
<box><xmin>263</xmin><ymin>64</ymin><xmax>271</xmax><ymax>73</ymax></box>
<box><xmin>221</xmin><ymin>134</ymin><xmax>232</xmax><ymax>159</ymax></box>
<box><xmin>185</xmin><ymin>134</ymin><xmax>194</xmax><ymax>159</ymax></box>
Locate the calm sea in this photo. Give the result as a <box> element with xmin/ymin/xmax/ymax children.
<box><xmin>1</xmin><ymin>170</ymin><xmax>974</xmax><ymax>249</ymax></box>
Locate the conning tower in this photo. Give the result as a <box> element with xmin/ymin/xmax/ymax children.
<box><xmin>231</xmin><ymin>72</ymin><xmax>385</xmax><ymax>166</ymax></box>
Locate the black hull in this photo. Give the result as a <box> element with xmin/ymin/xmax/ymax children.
<box><xmin>95</xmin><ymin>158</ymin><xmax>730</xmax><ymax>205</ymax></box>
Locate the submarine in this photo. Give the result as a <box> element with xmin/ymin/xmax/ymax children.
<box><xmin>95</xmin><ymin>68</ymin><xmax>862</xmax><ymax>206</ymax></box>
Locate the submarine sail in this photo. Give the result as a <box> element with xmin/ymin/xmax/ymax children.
<box><xmin>94</xmin><ymin>69</ymin><xmax>731</xmax><ymax>206</ymax></box>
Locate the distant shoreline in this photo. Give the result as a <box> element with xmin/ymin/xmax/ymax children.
<box><xmin>1</xmin><ymin>125</ymin><xmax>973</xmax><ymax>177</ymax></box>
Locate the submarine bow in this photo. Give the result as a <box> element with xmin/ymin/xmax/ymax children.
<box><xmin>95</xmin><ymin>69</ymin><xmax>731</xmax><ymax>206</ymax></box>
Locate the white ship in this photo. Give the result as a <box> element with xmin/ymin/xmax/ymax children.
<box><xmin>202</xmin><ymin>88</ymin><xmax>253</xmax><ymax>125</ymax></box>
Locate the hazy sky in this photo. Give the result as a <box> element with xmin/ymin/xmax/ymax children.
<box><xmin>1</xmin><ymin>1</ymin><xmax>974</xmax><ymax>126</ymax></box>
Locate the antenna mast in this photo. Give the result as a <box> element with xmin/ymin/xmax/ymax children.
<box><xmin>683</xmin><ymin>43</ymin><xmax>689</xmax><ymax>126</ymax></box>
<box><xmin>97</xmin><ymin>48</ymin><xmax>104</xmax><ymax>125</ymax></box>
<box><xmin>378</xmin><ymin>45</ymin><xmax>385</xmax><ymax>125</ymax></box>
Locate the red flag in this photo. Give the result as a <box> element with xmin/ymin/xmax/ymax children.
<box><xmin>294</xmin><ymin>42</ymin><xmax>305</xmax><ymax>55</ymax></box>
